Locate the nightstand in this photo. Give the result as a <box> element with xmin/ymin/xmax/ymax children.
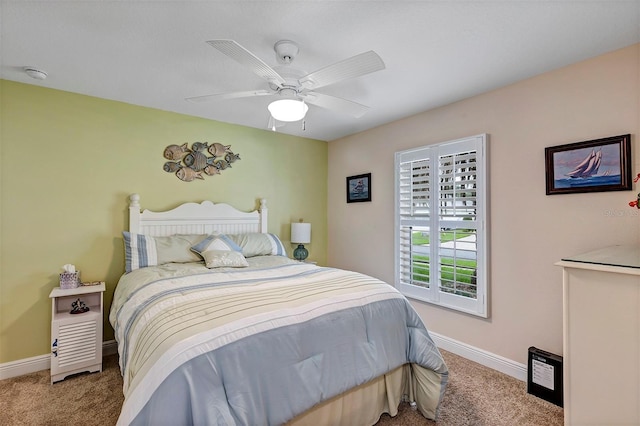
<box><xmin>49</xmin><ymin>282</ymin><xmax>105</xmax><ymax>384</ymax></box>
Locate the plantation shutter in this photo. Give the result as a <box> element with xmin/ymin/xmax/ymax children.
<box><xmin>398</xmin><ymin>156</ymin><xmax>432</xmax><ymax>289</ymax></box>
<box><xmin>395</xmin><ymin>134</ymin><xmax>487</xmax><ymax>317</ymax></box>
<box><xmin>437</xmin><ymin>146</ymin><xmax>480</xmax><ymax>305</ymax></box>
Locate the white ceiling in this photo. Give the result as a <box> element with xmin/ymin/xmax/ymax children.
<box><xmin>2</xmin><ymin>1</ymin><xmax>639</xmax><ymax>141</ymax></box>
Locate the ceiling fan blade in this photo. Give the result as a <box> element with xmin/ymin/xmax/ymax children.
<box><xmin>206</xmin><ymin>39</ymin><xmax>286</xmax><ymax>87</ymax></box>
<box><xmin>186</xmin><ymin>89</ymin><xmax>272</xmax><ymax>103</ymax></box>
<box><xmin>299</xmin><ymin>50</ymin><xmax>385</xmax><ymax>90</ymax></box>
<box><xmin>302</xmin><ymin>92</ymin><xmax>370</xmax><ymax>118</ymax></box>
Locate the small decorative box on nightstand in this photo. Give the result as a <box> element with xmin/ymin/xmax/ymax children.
<box><xmin>49</xmin><ymin>282</ymin><xmax>105</xmax><ymax>384</ymax></box>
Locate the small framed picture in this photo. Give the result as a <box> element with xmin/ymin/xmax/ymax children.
<box><xmin>545</xmin><ymin>134</ymin><xmax>632</xmax><ymax>195</ymax></box>
<box><xmin>346</xmin><ymin>173</ymin><xmax>372</xmax><ymax>203</ymax></box>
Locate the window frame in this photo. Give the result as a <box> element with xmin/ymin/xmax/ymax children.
<box><xmin>394</xmin><ymin>134</ymin><xmax>488</xmax><ymax>318</ymax></box>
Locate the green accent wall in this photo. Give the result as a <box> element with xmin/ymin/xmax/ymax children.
<box><xmin>0</xmin><ymin>80</ymin><xmax>327</xmax><ymax>363</ymax></box>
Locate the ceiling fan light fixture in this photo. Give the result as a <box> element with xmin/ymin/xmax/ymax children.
<box><xmin>268</xmin><ymin>99</ymin><xmax>308</xmax><ymax>122</ymax></box>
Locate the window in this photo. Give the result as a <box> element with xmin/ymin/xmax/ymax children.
<box><xmin>394</xmin><ymin>134</ymin><xmax>487</xmax><ymax>317</ymax></box>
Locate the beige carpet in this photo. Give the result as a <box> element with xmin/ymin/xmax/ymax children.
<box><xmin>0</xmin><ymin>350</ymin><xmax>563</xmax><ymax>425</ymax></box>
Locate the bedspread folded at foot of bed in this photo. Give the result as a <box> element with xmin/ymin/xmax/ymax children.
<box><xmin>110</xmin><ymin>259</ymin><xmax>448</xmax><ymax>425</ymax></box>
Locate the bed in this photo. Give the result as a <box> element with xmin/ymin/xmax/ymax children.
<box><xmin>110</xmin><ymin>194</ymin><xmax>448</xmax><ymax>425</ymax></box>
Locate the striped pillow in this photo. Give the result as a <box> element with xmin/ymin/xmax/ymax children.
<box><xmin>122</xmin><ymin>232</ymin><xmax>205</xmax><ymax>273</ymax></box>
<box><xmin>227</xmin><ymin>233</ymin><xmax>287</xmax><ymax>258</ymax></box>
<box><xmin>190</xmin><ymin>234</ymin><xmax>242</xmax><ymax>256</ymax></box>
<box><xmin>123</xmin><ymin>232</ymin><xmax>158</xmax><ymax>273</ymax></box>
<box><xmin>265</xmin><ymin>233</ymin><xmax>287</xmax><ymax>256</ymax></box>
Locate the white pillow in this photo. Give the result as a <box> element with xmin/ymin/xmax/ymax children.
<box><xmin>227</xmin><ymin>233</ymin><xmax>287</xmax><ymax>257</ymax></box>
<box><xmin>201</xmin><ymin>250</ymin><xmax>249</xmax><ymax>268</ymax></box>
<box><xmin>155</xmin><ymin>235</ymin><xmax>207</xmax><ymax>264</ymax></box>
<box><xmin>123</xmin><ymin>232</ymin><xmax>206</xmax><ymax>273</ymax></box>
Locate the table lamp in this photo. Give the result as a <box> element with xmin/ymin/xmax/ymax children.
<box><xmin>291</xmin><ymin>221</ymin><xmax>311</xmax><ymax>261</ymax></box>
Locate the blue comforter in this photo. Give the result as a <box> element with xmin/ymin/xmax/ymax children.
<box><xmin>110</xmin><ymin>257</ymin><xmax>448</xmax><ymax>425</ymax></box>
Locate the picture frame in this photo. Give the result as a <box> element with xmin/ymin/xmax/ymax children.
<box><xmin>545</xmin><ymin>134</ymin><xmax>631</xmax><ymax>195</ymax></box>
<box><xmin>346</xmin><ymin>173</ymin><xmax>372</xmax><ymax>203</ymax></box>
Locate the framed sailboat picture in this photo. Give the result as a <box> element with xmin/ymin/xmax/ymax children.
<box><xmin>346</xmin><ymin>173</ymin><xmax>372</xmax><ymax>203</ymax></box>
<box><xmin>545</xmin><ymin>134</ymin><xmax>631</xmax><ymax>195</ymax></box>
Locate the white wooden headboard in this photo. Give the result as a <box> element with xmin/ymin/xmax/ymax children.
<box><xmin>128</xmin><ymin>194</ymin><xmax>268</xmax><ymax>236</ymax></box>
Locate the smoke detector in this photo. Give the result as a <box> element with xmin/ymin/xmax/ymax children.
<box><xmin>24</xmin><ymin>67</ymin><xmax>47</xmax><ymax>80</ymax></box>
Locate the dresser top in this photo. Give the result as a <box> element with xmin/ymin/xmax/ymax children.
<box><xmin>561</xmin><ymin>245</ymin><xmax>640</xmax><ymax>270</ymax></box>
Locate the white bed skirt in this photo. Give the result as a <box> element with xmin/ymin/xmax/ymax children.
<box><xmin>287</xmin><ymin>363</ymin><xmax>442</xmax><ymax>425</ymax></box>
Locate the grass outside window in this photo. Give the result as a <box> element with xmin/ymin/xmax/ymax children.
<box><xmin>410</xmin><ymin>229</ymin><xmax>478</xmax><ymax>298</ymax></box>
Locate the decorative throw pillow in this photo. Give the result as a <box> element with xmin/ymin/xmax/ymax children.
<box><xmin>227</xmin><ymin>233</ymin><xmax>287</xmax><ymax>258</ymax></box>
<box><xmin>190</xmin><ymin>234</ymin><xmax>242</xmax><ymax>256</ymax></box>
<box><xmin>201</xmin><ymin>250</ymin><xmax>249</xmax><ymax>268</ymax></box>
<box><xmin>123</xmin><ymin>232</ymin><xmax>207</xmax><ymax>273</ymax></box>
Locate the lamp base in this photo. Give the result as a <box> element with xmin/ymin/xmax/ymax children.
<box><xmin>293</xmin><ymin>244</ymin><xmax>309</xmax><ymax>261</ymax></box>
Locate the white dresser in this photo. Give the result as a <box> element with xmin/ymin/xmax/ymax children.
<box><xmin>556</xmin><ymin>245</ymin><xmax>640</xmax><ymax>425</ymax></box>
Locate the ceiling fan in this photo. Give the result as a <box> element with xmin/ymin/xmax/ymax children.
<box><xmin>186</xmin><ymin>39</ymin><xmax>385</xmax><ymax>125</ymax></box>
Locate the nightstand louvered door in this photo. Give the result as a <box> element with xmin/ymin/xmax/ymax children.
<box><xmin>49</xmin><ymin>283</ymin><xmax>105</xmax><ymax>384</ymax></box>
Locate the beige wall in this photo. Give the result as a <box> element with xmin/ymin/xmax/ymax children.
<box><xmin>328</xmin><ymin>44</ymin><xmax>640</xmax><ymax>365</ymax></box>
<box><xmin>0</xmin><ymin>81</ymin><xmax>327</xmax><ymax>363</ymax></box>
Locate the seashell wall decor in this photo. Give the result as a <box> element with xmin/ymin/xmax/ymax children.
<box><xmin>163</xmin><ymin>142</ymin><xmax>240</xmax><ymax>182</ymax></box>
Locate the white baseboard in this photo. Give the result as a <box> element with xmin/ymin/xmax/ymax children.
<box><xmin>0</xmin><ymin>340</ymin><xmax>118</xmax><ymax>381</ymax></box>
<box><xmin>430</xmin><ymin>331</ymin><xmax>527</xmax><ymax>382</ymax></box>
<box><xmin>2</xmin><ymin>336</ymin><xmax>526</xmax><ymax>383</ymax></box>
<box><xmin>0</xmin><ymin>353</ymin><xmax>50</xmax><ymax>381</ymax></box>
